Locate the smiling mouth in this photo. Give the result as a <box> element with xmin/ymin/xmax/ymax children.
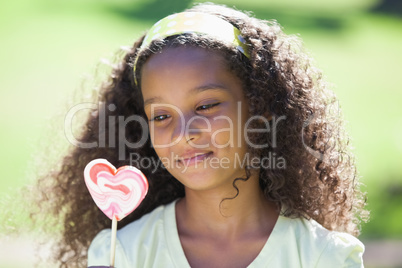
<box><xmin>177</xmin><ymin>152</ymin><xmax>213</xmax><ymax>166</ymax></box>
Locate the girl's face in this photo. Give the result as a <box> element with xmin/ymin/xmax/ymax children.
<box><xmin>141</xmin><ymin>46</ymin><xmax>250</xmax><ymax>192</ymax></box>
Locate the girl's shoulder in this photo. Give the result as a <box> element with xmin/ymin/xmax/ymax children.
<box><xmin>87</xmin><ymin>201</ymin><xmax>177</xmax><ymax>267</ymax></box>
<box><xmin>270</xmin><ymin>215</ymin><xmax>364</xmax><ymax>267</ymax></box>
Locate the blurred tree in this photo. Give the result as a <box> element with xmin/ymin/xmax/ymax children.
<box><xmin>110</xmin><ymin>0</ymin><xmax>193</xmax><ymax>21</ymax></box>
<box><xmin>372</xmin><ymin>0</ymin><xmax>402</xmax><ymax>16</ymax></box>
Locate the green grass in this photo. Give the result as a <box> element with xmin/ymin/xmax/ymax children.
<box><xmin>1</xmin><ymin>0</ymin><xmax>401</xmax><ymax>239</ymax></box>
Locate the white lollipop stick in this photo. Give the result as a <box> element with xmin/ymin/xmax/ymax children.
<box><xmin>110</xmin><ymin>216</ymin><xmax>118</xmax><ymax>267</ymax></box>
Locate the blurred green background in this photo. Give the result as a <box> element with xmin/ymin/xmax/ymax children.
<box><xmin>0</xmin><ymin>0</ymin><xmax>401</xmax><ymax>267</ymax></box>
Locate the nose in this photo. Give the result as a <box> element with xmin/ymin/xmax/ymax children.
<box><xmin>171</xmin><ymin>113</ymin><xmax>208</xmax><ymax>145</ymax></box>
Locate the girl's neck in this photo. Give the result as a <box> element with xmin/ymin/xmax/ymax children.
<box><xmin>175</xmin><ymin>174</ymin><xmax>279</xmax><ymax>240</ymax></box>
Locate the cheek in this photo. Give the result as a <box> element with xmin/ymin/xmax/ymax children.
<box><xmin>149</xmin><ymin>128</ymin><xmax>167</xmax><ymax>156</ymax></box>
<box><xmin>210</xmin><ymin>107</ymin><xmax>248</xmax><ymax>148</ymax></box>
<box><xmin>210</xmin><ymin>120</ymin><xmax>232</xmax><ymax>146</ymax></box>
<box><xmin>149</xmin><ymin>124</ymin><xmax>170</xmax><ymax>145</ymax></box>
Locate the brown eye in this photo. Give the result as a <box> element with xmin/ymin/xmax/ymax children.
<box><xmin>152</xmin><ymin>114</ymin><xmax>171</xmax><ymax>121</ymax></box>
<box><xmin>196</xmin><ymin>102</ymin><xmax>220</xmax><ymax>111</ymax></box>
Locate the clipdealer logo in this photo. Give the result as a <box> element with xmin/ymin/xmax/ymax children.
<box><xmin>64</xmin><ymin>101</ymin><xmax>287</xmax><ymax>161</ymax></box>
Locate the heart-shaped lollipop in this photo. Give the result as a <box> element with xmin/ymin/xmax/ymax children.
<box><xmin>84</xmin><ymin>159</ymin><xmax>148</xmax><ymax>221</ymax></box>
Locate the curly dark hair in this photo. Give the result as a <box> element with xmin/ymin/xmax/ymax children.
<box><xmin>32</xmin><ymin>3</ymin><xmax>368</xmax><ymax>267</ymax></box>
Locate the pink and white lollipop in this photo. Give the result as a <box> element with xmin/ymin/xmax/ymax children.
<box><xmin>84</xmin><ymin>159</ymin><xmax>149</xmax><ymax>267</ymax></box>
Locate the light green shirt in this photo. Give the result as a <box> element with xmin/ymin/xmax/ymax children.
<box><xmin>88</xmin><ymin>200</ymin><xmax>364</xmax><ymax>267</ymax></box>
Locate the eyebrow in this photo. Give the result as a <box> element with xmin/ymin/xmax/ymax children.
<box><xmin>143</xmin><ymin>83</ymin><xmax>229</xmax><ymax>107</ymax></box>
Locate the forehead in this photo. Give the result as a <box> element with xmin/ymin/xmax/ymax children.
<box><xmin>141</xmin><ymin>46</ymin><xmax>227</xmax><ymax>76</ymax></box>
<box><xmin>140</xmin><ymin>46</ymin><xmax>244</xmax><ymax>105</ymax></box>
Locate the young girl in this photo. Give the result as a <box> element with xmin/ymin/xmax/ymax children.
<box><xmin>35</xmin><ymin>3</ymin><xmax>368</xmax><ymax>267</ymax></box>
